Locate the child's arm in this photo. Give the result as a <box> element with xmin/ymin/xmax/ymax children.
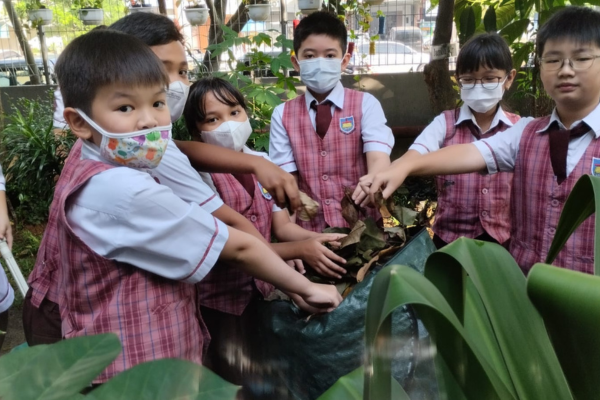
<box><xmin>176</xmin><ymin>140</ymin><xmax>301</xmax><ymax>212</ymax></box>
<box><xmin>271</xmin><ymin>238</ymin><xmax>348</xmax><ymax>279</ymax></box>
<box><xmin>364</xmin><ymin>143</ymin><xmax>487</xmax><ymax>202</ymax></box>
<box><xmin>212</xmin><ymin>204</ymin><xmax>271</xmax><ymax>246</ymax></box>
<box><xmin>221</xmin><ymin>226</ymin><xmax>342</xmax><ymax>312</ymax></box>
<box><xmin>0</xmin><ymin>168</ymin><xmax>12</xmax><ymax>249</ymax></box>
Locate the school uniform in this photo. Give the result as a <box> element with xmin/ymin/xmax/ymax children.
<box><xmin>0</xmin><ymin>166</ymin><xmax>14</xmax><ymax>314</ymax></box>
<box><xmin>410</xmin><ymin>105</ymin><xmax>520</xmax><ymax>245</ymax></box>
<box><xmin>197</xmin><ymin>147</ymin><xmax>275</xmax><ymax>316</ymax></box>
<box><xmin>38</xmin><ymin>139</ymin><xmax>229</xmax><ymax>383</ymax></box>
<box><xmin>270</xmin><ymin>82</ymin><xmax>394</xmax><ymax>232</ymax></box>
<box><xmin>474</xmin><ymin>104</ymin><xmax>600</xmax><ymax>274</ymax></box>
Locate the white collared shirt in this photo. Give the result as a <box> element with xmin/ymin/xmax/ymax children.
<box><xmin>473</xmin><ymin>103</ymin><xmax>600</xmax><ymax>176</ymax></box>
<box><xmin>66</xmin><ymin>140</ymin><xmax>229</xmax><ymax>284</ymax></box>
<box><xmin>199</xmin><ymin>146</ymin><xmax>281</xmax><ymax>213</ymax></box>
<box><xmin>0</xmin><ymin>267</ymin><xmax>14</xmax><ymax>313</ymax></box>
<box><xmin>410</xmin><ymin>104</ymin><xmax>518</xmax><ymax>154</ymax></box>
<box><xmin>269</xmin><ymin>82</ymin><xmax>395</xmax><ymax>173</ymax></box>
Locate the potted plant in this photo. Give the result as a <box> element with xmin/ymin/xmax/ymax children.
<box><xmin>364</xmin><ymin>0</ymin><xmax>384</xmax><ymax>5</ymax></box>
<box><xmin>27</xmin><ymin>0</ymin><xmax>53</xmax><ymax>26</ymax></box>
<box><xmin>183</xmin><ymin>0</ymin><xmax>210</xmax><ymax>26</ymax></box>
<box><xmin>128</xmin><ymin>0</ymin><xmax>156</xmax><ymax>13</ymax></box>
<box><xmin>73</xmin><ymin>0</ymin><xmax>104</xmax><ymax>25</ymax></box>
<box><xmin>297</xmin><ymin>0</ymin><xmax>320</xmax><ymax>14</ymax></box>
<box><xmin>247</xmin><ymin>0</ymin><xmax>271</xmax><ymax>21</ymax></box>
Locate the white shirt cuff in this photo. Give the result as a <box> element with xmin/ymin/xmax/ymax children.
<box><xmin>198</xmin><ymin>193</ymin><xmax>224</xmax><ymax>214</ymax></box>
<box><xmin>364</xmin><ymin>142</ymin><xmax>393</xmax><ymax>155</ymax></box>
<box><xmin>183</xmin><ymin>217</ymin><xmax>229</xmax><ymax>284</ymax></box>
<box><xmin>408</xmin><ymin>143</ymin><xmax>430</xmax><ymax>155</ymax></box>
<box><xmin>472</xmin><ymin>141</ymin><xmax>499</xmax><ymax>175</ymax></box>
<box><xmin>278</xmin><ymin>161</ymin><xmax>298</xmax><ymax>173</ymax></box>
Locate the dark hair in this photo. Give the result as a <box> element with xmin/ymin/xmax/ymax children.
<box><xmin>293</xmin><ymin>11</ymin><xmax>347</xmax><ymax>55</ymax></box>
<box><xmin>183</xmin><ymin>76</ymin><xmax>248</xmax><ymax>139</ymax></box>
<box><xmin>109</xmin><ymin>12</ymin><xmax>184</xmax><ymax>47</ymax></box>
<box><xmin>456</xmin><ymin>32</ymin><xmax>513</xmax><ymax>75</ymax></box>
<box><xmin>55</xmin><ymin>29</ymin><xmax>169</xmax><ymax>116</ymax></box>
<box><xmin>537</xmin><ymin>6</ymin><xmax>600</xmax><ymax>58</ymax></box>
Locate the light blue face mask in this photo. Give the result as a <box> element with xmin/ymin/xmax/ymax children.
<box><xmin>298</xmin><ymin>57</ymin><xmax>342</xmax><ymax>94</ymax></box>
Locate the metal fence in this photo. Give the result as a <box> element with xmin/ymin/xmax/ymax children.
<box><xmin>0</xmin><ymin>0</ymin><xmax>442</xmax><ymax>86</ymax></box>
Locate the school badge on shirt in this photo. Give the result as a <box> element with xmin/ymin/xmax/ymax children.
<box><xmin>339</xmin><ymin>116</ymin><xmax>355</xmax><ymax>134</ymax></box>
<box><xmin>257</xmin><ymin>182</ymin><xmax>273</xmax><ymax>200</ymax></box>
<box><xmin>592</xmin><ymin>157</ymin><xmax>600</xmax><ymax>176</ymax></box>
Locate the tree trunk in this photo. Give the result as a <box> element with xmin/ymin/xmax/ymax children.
<box><xmin>2</xmin><ymin>0</ymin><xmax>41</xmax><ymax>85</ymax></box>
<box><xmin>158</xmin><ymin>0</ymin><xmax>167</xmax><ymax>15</ymax></box>
<box><xmin>423</xmin><ymin>0</ymin><xmax>455</xmax><ymax>115</ymax></box>
<box><xmin>203</xmin><ymin>0</ymin><xmax>249</xmax><ymax>70</ymax></box>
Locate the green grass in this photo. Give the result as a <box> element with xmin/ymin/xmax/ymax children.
<box><xmin>2</xmin><ymin>225</ymin><xmax>42</xmax><ymax>306</ymax></box>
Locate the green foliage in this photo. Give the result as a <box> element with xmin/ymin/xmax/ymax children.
<box><xmin>172</xmin><ymin>116</ymin><xmax>191</xmax><ymax>141</ymax></box>
<box><xmin>205</xmin><ymin>25</ymin><xmax>299</xmax><ymax>152</ymax></box>
<box><xmin>72</xmin><ymin>0</ymin><xmax>103</xmax><ymax>9</ymax></box>
<box><xmin>319</xmin><ymin>175</ymin><xmax>600</xmax><ymax>399</ymax></box>
<box><xmin>0</xmin><ymin>94</ymin><xmax>76</xmax><ymax>225</ymax></box>
<box><xmin>0</xmin><ymin>333</ymin><xmax>240</xmax><ymax>399</ymax></box>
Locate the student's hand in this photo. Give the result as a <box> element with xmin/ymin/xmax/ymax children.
<box><xmin>290</xmin><ymin>283</ymin><xmax>342</xmax><ymax>313</ymax></box>
<box><xmin>300</xmin><ymin>236</ymin><xmax>347</xmax><ymax>279</ymax></box>
<box><xmin>352</xmin><ymin>173</ymin><xmax>376</xmax><ymax>208</ymax></box>
<box><xmin>313</xmin><ymin>233</ymin><xmax>346</xmax><ymax>249</ymax></box>
<box><xmin>0</xmin><ymin>214</ymin><xmax>12</xmax><ymax>249</ymax></box>
<box><xmin>361</xmin><ymin>164</ymin><xmax>409</xmax><ymax>205</ymax></box>
<box><xmin>253</xmin><ymin>158</ymin><xmax>301</xmax><ymax>213</ymax></box>
<box><xmin>286</xmin><ymin>259</ymin><xmax>306</xmax><ymax>274</ymax></box>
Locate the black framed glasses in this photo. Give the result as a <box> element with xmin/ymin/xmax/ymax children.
<box><xmin>457</xmin><ymin>77</ymin><xmax>507</xmax><ymax>90</ymax></box>
<box><xmin>539</xmin><ymin>55</ymin><xmax>600</xmax><ymax>71</ymax></box>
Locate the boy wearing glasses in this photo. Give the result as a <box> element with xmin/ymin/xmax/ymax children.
<box><xmin>387</xmin><ymin>32</ymin><xmax>522</xmax><ymax>249</ymax></box>
<box><xmin>360</xmin><ymin>6</ymin><xmax>600</xmax><ymax>275</ymax></box>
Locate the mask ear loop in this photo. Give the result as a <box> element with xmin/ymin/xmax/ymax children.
<box><xmin>75</xmin><ymin>108</ymin><xmax>172</xmax><ymax>138</ymax></box>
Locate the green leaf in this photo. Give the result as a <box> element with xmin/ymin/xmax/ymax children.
<box><xmin>544</xmin><ymin>175</ymin><xmax>600</xmax><ymax>274</ymax></box>
<box><xmin>87</xmin><ymin>360</ymin><xmax>239</xmax><ymax>400</ymax></box>
<box><xmin>498</xmin><ymin>18</ymin><xmax>531</xmax><ymax>44</ymax></box>
<box><xmin>458</xmin><ymin>6</ymin><xmax>477</xmax><ymax>45</ymax></box>
<box><xmin>0</xmin><ymin>334</ymin><xmax>121</xmax><ymax>400</ymax></box>
<box><xmin>270</xmin><ymin>58</ymin><xmax>281</xmax><ymax>75</ymax></box>
<box><xmin>357</xmin><ymin>218</ymin><xmax>387</xmax><ymax>253</ymax></box>
<box><xmin>483</xmin><ymin>6</ymin><xmax>497</xmax><ymax>32</ymax></box>
<box><xmin>528</xmin><ymin>264</ymin><xmax>600</xmax><ymax>400</ymax></box>
<box><xmin>316</xmin><ymin>366</ymin><xmax>409</xmax><ymax>400</ymax></box>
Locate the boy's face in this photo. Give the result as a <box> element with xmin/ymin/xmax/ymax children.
<box><xmin>196</xmin><ymin>91</ymin><xmax>248</xmax><ymax>134</ymax></box>
<box><xmin>151</xmin><ymin>41</ymin><xmax>190</xmax><ymax>86</ymax></box>
<box><xmin>540</xmin><ymin>39</ymin><xmax>600</xmax><ymax>113</ymax></box>
<box><xmin>68</xmin><ymin>83</ymin><xmax>171</xmax><ymax>146</ymax></box>
<box><xmin>291</xmin><ymin>34</ymin><xmax>351</xmax><ymax>72</ymax></box>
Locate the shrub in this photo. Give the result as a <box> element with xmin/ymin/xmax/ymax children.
<box><xmin>0</xmin><ymin>93</ymin><xmax>76</xmax><ymax>225</ymax></box>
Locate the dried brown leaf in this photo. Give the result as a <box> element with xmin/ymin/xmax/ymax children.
<box><xmin>341</xmin><ymin>285</ymin><xmax>354</xmax><ymax>299</ymax></box>
<box><xmin>298</xmin><ymin>191</ymin><xmax>319</xmax><ymax>221</ymax></box>
<box><xmin>339</xmin><ymin>220</ymin><xmax>366</xmax><ymax>248</ymax></box>
<box><xmin>341</xmin><ymin>192</ymin><xmax>359</xmax><ymax>227</ymax></box>
<box><xmin>356</xmin><ymin>254</ymin><xmax>380</xmax><ymax>282</ymax></box>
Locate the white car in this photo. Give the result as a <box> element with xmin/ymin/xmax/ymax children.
<box><xmin>348</xmin><ymin>41</ymin><xmax>430</xmax><ymax>74</ymax></box>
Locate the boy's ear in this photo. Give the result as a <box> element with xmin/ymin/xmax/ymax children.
<box><xmin>291</xmin><ymin>55</ymin><xmax>300</xmax><ymax>73</ymax></box>
<box><xmin>504</xmin><ymin>69</ymin><xmax>518</xmax><ymax>90</ymax></box>
<box><xmin>63</xmin><ymin>107</ymin><xmax>93</xmax><ymax>140</ymax></box>
<box><xmin>341</xmin><ymin>52</ymin><xmax>351</xmax><ymax>71</ymax></box>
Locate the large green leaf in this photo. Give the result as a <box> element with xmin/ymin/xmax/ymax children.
<box><xmin>0</xmin><ymin>334</ymin><xmax>121</xmax><ymax>400</ymax></box>
<box><xmin>87</xmin><ymin>360</ymin><xmax>239</xmax><ymax>400</ymax></box>
<box><xmin>545</xmin><ymin>175</ymin><xmax>600</xmax><ymax>275</ymax></box>
<box><xmin>498</xmin><ymin>19</ymin><xmax>531</xmax><ymax>44</ymax></box>
<box><xmin>427</xmin><ymin>239</ymin><xmax>572</xmax><ymax>400</ymax></box>
<box><xmin>528</xmin><ymin>263</ymin><xmax>600</xmax><ymax>400</ymax></box>
<box><xmin>317</xmin><ymin>366</ymin><xmax>408</xmax><ymax>400</ymax></box>
<box><xmin>364</xmin><ymin>264</ymin><xmax>515</xmax><ymax>400</ymax></box>
<box><xmin>458</xmin><ymin>6</ymin><xmax>477</xmax><ymax>45</ymax></box>
<box><xmin>483</xmin><ymin>6</ymin><xmax>497</xmax><ymax>32</ymax></box>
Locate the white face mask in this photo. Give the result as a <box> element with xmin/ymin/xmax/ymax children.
<box><xmin>460</xmin><ymin>78</ymin><xmax>507</xmax><ymax>113</ymax></box>
<box><xmin>201</xmin><ymin>119</ymin><xmax>252</xmax><ymax>152</ymax></box>
<box><xmin>77</xmin><ymin>109</ymin><xmax>172</xmax><ymax>169</ymax></box>
<box><xmin>166</xmin><ymin>81</ymin><xmax>190</xmax><ymax>122</ymax></box>
<box><xmin>298</xmin><ymin>58</ymin><xmax>342</xmax><ymax>94</ymax></box>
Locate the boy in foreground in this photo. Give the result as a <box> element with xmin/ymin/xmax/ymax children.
<box><xmin>363</xmin><ymin>6</ymin><xmax>600</xmax><ymax>275</ymax></box>
<box><xmin>37</xmin><ymin>29</ymin><xmax>341</xmax><ymax>383</ymax></box>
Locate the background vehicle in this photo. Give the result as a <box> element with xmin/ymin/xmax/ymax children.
<box><xmin>389</xmin><ymin>27</ymin><xmax>425</xmax><ymax>52</ymax></box>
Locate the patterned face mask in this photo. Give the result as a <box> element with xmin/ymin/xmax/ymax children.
<box><xmin>77</xmin><ymin>109</ymin><xmax>172</xmax><ymax>169</ymax></box>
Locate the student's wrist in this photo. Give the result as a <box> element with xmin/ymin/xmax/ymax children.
<box><xmin>249</xmin><ymin>155</ymin><xmax>267</xmax><ymax>175</ymax></box>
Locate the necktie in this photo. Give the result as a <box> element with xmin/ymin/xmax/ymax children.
<box><xmin>547</xmin><ymin>120</ymin><xmax>591</xmax><ymax>184</ymax></box>
<box><xmin>232</xmin><ymin>173</ymin><xmax>255</xmax><ymax>197</ymax></box>
<box><xmin>310</xmin><ymin>100</ymin><xmax>332</xmax><ymax>139</ymax></box>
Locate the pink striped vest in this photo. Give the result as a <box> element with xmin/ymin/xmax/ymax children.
<box><xmin>28</xmin><ymin>139</ymin><xmax>84</xmax><ymax>307</ymax></box>
<box><xmin>434</xmin><ymin>109</ymin><xmax>519</xmax><ymax>244</ymax></box>
<box><xmin>282</xmin><ymin>89</ymin><xmax>379</xmax><ymax>232</ymax></box>
<box><xmin>511</xmin><ymin>116</ymin><xmax>600</xmax><ymax>275</ymax></box>
<box><xmin>197</xmin><ymin>172</ymin><xmax>274</xmax><ymax>315</ymax></box>
<box><xmin>54</xmin><ymin>158</ymin><xmax>206</xmax><ymax>383</ymax></box>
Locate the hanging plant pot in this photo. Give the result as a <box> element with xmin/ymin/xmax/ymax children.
<box><xmin>247</xmin><ymin>4</ymin><xmax>271</xmax><ymax>21</ymax></box>
<box><xmin>185</xmin><ymin>7</ymin><xmax>209</xmax><ymax>26</ymax></box>
<box><xmin>28</xmin><ymin>8</ymin><xmax>53</xmax><ymax>26</ymax></box>
<box><xmin>128</xmin><ymin>4</ymin><xmax>157</xmax><ymax>13</ymax></box>
<box><xmin>78</xmin><ymin>8</ymin><xmax>104</xmax><ymax>25</ymax></box>
<box><xmin>364</xmin><ymin>0</ymin><xmax>385</xmax><ymax>5</ymax></box>
<box><xmin>297</xmin><ymin>0</ymin><xmax>320</xmax><ymax>14</ymax></box>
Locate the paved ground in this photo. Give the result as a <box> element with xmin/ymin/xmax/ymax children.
<box><xmin>0</xmin><ymin>305</ymin><xmax>26</xmax><ymax>355</ymax></box>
